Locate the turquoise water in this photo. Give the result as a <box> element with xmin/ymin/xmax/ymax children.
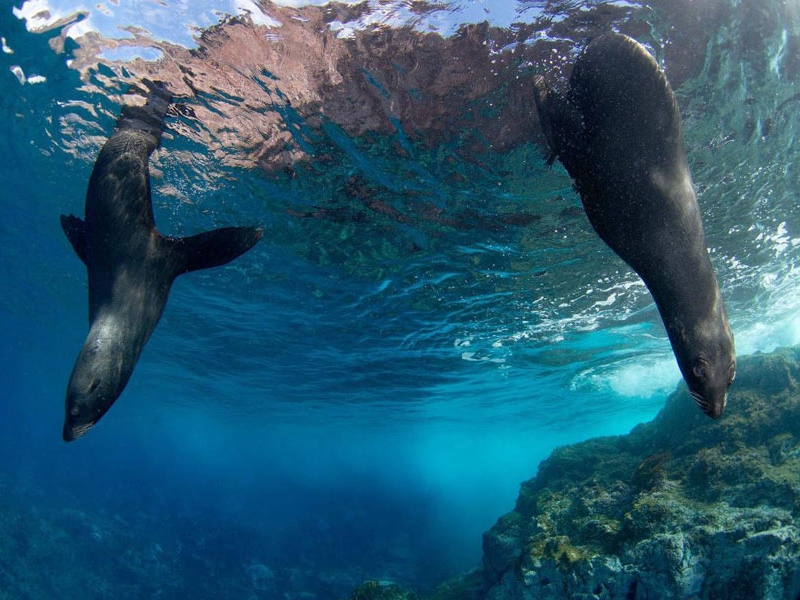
<box><xmin>2</xmin><ymin>0</ymin><xmax>800</xmax><ymax>597</ymax></box>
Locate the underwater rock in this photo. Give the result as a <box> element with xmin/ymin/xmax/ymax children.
<box><xmin>347</xmin><ymin>568</ymin><xmax>487</xmax><ymax>600</ymax></box>
<box><xmin>481</xmin><ymin>347</ymin><xmax>800</xmax><ymax>600</ymax></box>
<box><xmin>246</xmin><ymin>563</ymin><xmax>276</xmax><ymax>593</ymax></box>
<box><xmin>347</xmin><ymin>579</ymin><xmax>420</xmax><ymax>600</ymax></box>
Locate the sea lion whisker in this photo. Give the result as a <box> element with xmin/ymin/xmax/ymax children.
<box><xmin>689</xmin><ymin>390</ymin><xmax>706</xmax><ymax>407</ymax></box>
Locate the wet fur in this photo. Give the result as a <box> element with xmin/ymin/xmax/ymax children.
<box><xmin>61</xmin><ymin>82</ymin><xmax>263</xmax><ymax>440</ymax></box>
<box><xmin>533</xmin><ymin>34</ymin><xmax>735</xmax><ymax>417</ymax></box>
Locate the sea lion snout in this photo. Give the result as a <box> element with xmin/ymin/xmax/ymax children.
<box><xmin>685</xmin><ymin>356</ymin><xmax>736</xmax><ymax>419</ymax></box>
<box><xmin>690</xmin><ymin>387</ymin><xmax>727</xmax><ymax>420</ymax></box>
<box><xmin>708</xmin><ymin>395</ymin><xmax>727</xmax><ymax>420</ymax></box>
<box><xmin>63</xmin><ymin>371</ymin><xmax>113</xmax><ymax>442</ymax></box>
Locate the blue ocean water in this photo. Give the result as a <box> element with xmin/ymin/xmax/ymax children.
<box><xmin>2</xmin><ymin>0</ymin><xmax>800</xmax><ymax>597</ymax></box>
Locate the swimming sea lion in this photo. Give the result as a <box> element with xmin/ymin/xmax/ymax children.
<box><xmin>60</xmin><ymin>81</ymin><xmax>263</xmax><ymax>441</ymax></box>
<box><xmin>533</xmin><ymin>33</ymin><xmax>735</xmax><ymax>418</ymax></box>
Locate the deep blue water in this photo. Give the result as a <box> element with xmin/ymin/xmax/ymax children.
<box><xmin>2</xmin><ymin>0</ymin><xmax>800</xmax><ymax>597</ymax></box>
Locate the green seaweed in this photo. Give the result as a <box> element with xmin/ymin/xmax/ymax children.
<box><xmin>528</xmin><ymin>535</ymin><xmax>592</xmax><ymax>567</ymax></box>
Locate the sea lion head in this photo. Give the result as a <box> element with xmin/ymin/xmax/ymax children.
<box><xmin>63</xmin><ymin>318</ymin><xmax>131</xmax><ymax>441</ymax></box>
<box><xmin>675</xmin><ymin>309</ymin><xmax>736</xmax><ymax>419</ymax></box>
<box><xmin>684</xmin><ymin>353</ymin><xmax>736</xmax><ymax>419</ymax></box>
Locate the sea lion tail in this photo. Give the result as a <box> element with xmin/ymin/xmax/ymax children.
<box><xmin>162</xmin><ymin>226</ymin><xmax>264</xmax><ymax>278</ymax></box>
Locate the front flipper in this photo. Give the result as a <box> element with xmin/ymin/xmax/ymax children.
<box><xmin>532</xmin><ymin>75</ymin><xmax>586</xmax><ymax>177</ymax></box>
<box><xmin>164</xmin><ymin>226</ymin><xmax>264</xmax><ymax>277</ymax></box>
<box><xmin>60</xmin><ymin>214</ymin><xmax>88</xmax><ymax>265</ymax></box>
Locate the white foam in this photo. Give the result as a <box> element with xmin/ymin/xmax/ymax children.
<box><xmin>608</xmin><ymin>357</ymin><xmax>678</xmax><ymax>398</ymax></box>
<box><xmin>736</xmin><ymin>313</ymin><xmax>800</xmax><ymax>356</ymax></box>
<box><xmin>10</xmin><ymin>65</ymin><xmax>25</xmax><ymax>84</ymax></box>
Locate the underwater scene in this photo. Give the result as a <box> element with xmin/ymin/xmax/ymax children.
<box><xmin>2</xmin><ymin>0</ymin><xmax>800</xmax><ymax>598</ymax></box>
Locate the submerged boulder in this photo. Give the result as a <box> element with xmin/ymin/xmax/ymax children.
<box><xmin>347</xmin><ymin>580</ymin><xmax>420</xmax><ymax>600</ymax></box>
<box><xmin>482</xmin><ymin>347</ymin><xmax>800</xmax><ymax>600</ymax></box>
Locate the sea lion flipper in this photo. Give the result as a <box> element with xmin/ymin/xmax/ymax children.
<box><xmin>532</xmin><ymin>75</ymin><xmax>586</xmax><ymax>175</ymax></box>
<box><xmin>116</xmin><ymin>80</ymin><xmax>174</xmax><ymax>145</ymax></box>
<box><xmin>60</xmin><ymin>214</ymin><xmax>88</xmax><ymax>265</ymax></box>
<box><xmin>166</xmin><ymin>226</ymin><xmax>264</xmax><ymax>276</ymax></box>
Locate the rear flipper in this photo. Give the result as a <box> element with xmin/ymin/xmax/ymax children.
<box><xmin>116</xmin><ymin>80</ymin><xmax>174</xmax><ymax>142</ymax></box>
<box><xmin>165</xmin><ymin>226</ymin><xmax>264</xmax><ymax>277</ymax></box>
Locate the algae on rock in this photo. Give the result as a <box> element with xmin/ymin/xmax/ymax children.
<box><xmin>481</xmin><ymin>347</ymin><xmax>800</xmax><ymax>600</ymax></box>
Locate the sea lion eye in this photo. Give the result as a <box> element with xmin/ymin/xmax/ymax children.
<box><xmin>70</xmin><ymin>405</ymin><xmax>80</xmax><ymax>416</ymax></box>
<box><xmin>692</xmin><ymin>365</ymin><xmax>706</xmax><ymax>381</ymax></box>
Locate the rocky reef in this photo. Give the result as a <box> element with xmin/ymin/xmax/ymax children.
<box><xmin>0</xmin><ymin>475</ymin><xmax>444</xmax><ymax>600</ymax></box>
<box><xmin>354</xmin><ymin>346</ymin><xmax>800</xmax><ymax>600</ymax></box>
<box><xmin>480</xmin><ymin>346</ymin><xmax>800</xmax><ymax>600</ymax></box>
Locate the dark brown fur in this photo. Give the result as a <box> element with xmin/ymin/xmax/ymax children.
<box><xmin>534</xmin><ymin>34</ymin><xmax>735</xmax><ymax>417</ymax></box>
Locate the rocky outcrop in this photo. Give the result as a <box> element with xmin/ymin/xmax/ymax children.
<box><xmin>344</xmin><ymin>347</ymin><xmax>800</xmax><ymax>599</ymax></box>
<box><xmin>481</xmin><ymin>347</ymin><xmax>800</xmax><ymax>600</ymax></box>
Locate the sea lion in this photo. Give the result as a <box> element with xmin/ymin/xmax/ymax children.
<box><xmin>60</xmin><ymin>81</ymin><xmax>263</xmax><ymax>441</ymax></box>
<box><xmin>533</xmin><ymin>33</ymin><xmax>735</xmax><ymax>418</ymax></box>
